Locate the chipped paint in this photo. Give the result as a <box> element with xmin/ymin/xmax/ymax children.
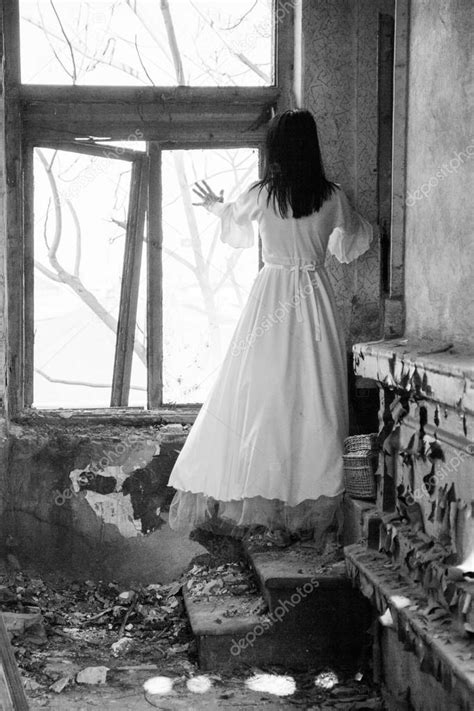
<box><xmin>353</xmin><ymin>340</ymin><xmax>474</xmax><ymax>418</ymax></box>
<box><xmin>70</xmin><ymin>466</ymin><xmax>142</xmax><ymax>538</ymax></box>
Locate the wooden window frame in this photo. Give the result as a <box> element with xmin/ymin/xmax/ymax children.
<box><xmin>3</xmin><ymin>0</ymin><xmax>297</xmax><ymax>418</ymax></box>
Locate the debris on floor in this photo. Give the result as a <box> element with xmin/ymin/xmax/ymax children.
<box><xmin>0</xmin><ymin>559</ymin><xmax>385</xmax><ymax>709</ymax></box>
<box><xmin>185</xmin><ymin>559</ymin><xmax>262</xmax><ymax>604</ymax></box>
<box><xmin>0</xmin><ymin>568</ymin><xmax>193</xmax><ymax>704</ymax></box>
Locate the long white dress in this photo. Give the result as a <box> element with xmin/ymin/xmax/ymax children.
<box><xmin>168</xmin><ymin>184</ymin><xmax>372</xmax><ymax>536</ymax></box>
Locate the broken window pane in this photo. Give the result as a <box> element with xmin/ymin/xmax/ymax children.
<box><xmin>20</xmin><ymin>0</ymin><xmax>272</xmax><ymax>86</ymax></box>
<box><xmin>33</xmin><ymin>146</ymin><xmax>146</xmax><ymax>407</ymax></box>
<box><xmin>162</xmin><ymin>147</ymin><xmax>259</xmax><ymax>404</ymax></box>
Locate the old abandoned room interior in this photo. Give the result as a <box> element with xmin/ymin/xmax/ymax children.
<box><xmin>0</xmin><ymin>0</ymin><xmax>473</xmax><ymax>709</ymax></box>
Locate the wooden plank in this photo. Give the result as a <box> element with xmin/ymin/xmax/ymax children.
<box><xmin>146</xmin><ymin>143</ymin><xmax>163</xmax><ymax>408</ymax></box>
<box><xmin>29</xmin><ymin>141</ymin><xmax>142</xmax><ymax>161</ymax></box>
<box><xmin>292</xmin><ymin>0</ymin><xmax>303</xmax><ymax>107</ymax></box>
<box><xmin>25</xmin><ymin>127</ymin><xmax>268</xmax><ymax>146</ymax></box>
<box><xmin>22</xmin><ymin>144</ymin><xmax>34</xmax><ymax>407</ymax></box>
<box><xmin>111</xmin><ymin>158</ymin><xmax>148</xmax><ymax>406</ymax></box>
<box><xmin>377</xmin><ymin>13</ymin><xmax>395</xmax><ymax>297</ymax></box>
<box><xmin>22</xmin><ymin>119</ymin><xmax>271</xmax><ymax>145</ymax></box>
<box><xmin>20</xmin><ymin>85</ymin><xmax>279</xmax><ymax>104</ymax></box>
<box><xmin>275</xmin><ymin>0</ymin><xmax>296</xmax><ymax>112</ymax></box>
<box><xmin>0</xmin><ymin>614</ymin><xmax>29</xmax><ymax>711</ymax></box>
<box><xmin>20</xmin><ymin>87</ymin><xmax>279</xmax><ymax>143</ymax></box>
<box><xmin>3</xmin><ymin>0</ymin><xmax>24</xmax><ymax>416</ymax></box>
<box><xmin>390</xmin><ymin>0</ymin><xmax>410</xmax><ymax>299</ymax></box>
<box><xmin>3</xmin><ymin>1</ymin><xmax>21</xmax><ymax>84</ymax></box>
<box><xmin>146</xmin><ymin>139</ymin><xmax>262</xmax><ymax>151</ymax></box>
<box><xmin>0</xmin><ymin>665</ymin><xmax>14</xmax><ymax>711</ymax></box>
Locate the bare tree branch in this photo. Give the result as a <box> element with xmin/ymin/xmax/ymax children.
<box><xmin>37</xmin><ymin>150</ymin><xmax>62</xmax><ymax>259</ymax></box>
<box><xmin>66</xmin><ymin>199</ymin><xmax>82</xmax><ymax>277</ymax></box>
<box><xmin>219</xmin><ymin>1</ymin><xmax>259</xmax><ymax>31</ymax></box>
<box><xmin>23</xmin><ymin>17</ymin><xmax>148</xmax><ymax>84</ymax></box>
<box><xmin>134</xmin><ymin>35</ymin><xmax>156</xmax><ymax>85</ymax></box>
<box><xmin>160</xmin><ymin>0</ymin><xmax>186</xmax><ymax>84</ymax></box>
<box><xmin>35</xmin><ymin>260</ymin><xmax>61</xmax><ymax>283</ymax></box>
<box><xmin>212</xmin><ymin>252</ymin><xmax>242</xmax><ymax>296</ymax></box>
<box><xmin>163</xmin><ymin>247</ymin><xmax>198</xmax><ymax>274</ymax></box>
<box><xmin>35</xmin><ymin>368</ymin><xmax>146</xmax><ymax>392</ymax></box>
<box><xmin>235</xmin><ymin>52</ymin><xmax>269</xmax><ymax>83</ymax></box>
<box><xmin>36</xmin><ymin>150</ymin><xmax>147</xmax><ymax>364</ymax></box>
<box><xmin>37</xmin><ymin>2</ymin><xmax>72</xmax><ymax>79</ymax></box>
<box><xmin>189</xmin><ymin>0</ymin><xmax>271</xmax><ymax>83</ymax></box>
<box><xmin>49</xmin><ymin>0</ymin><xmax>77</xmax><ymax>82</ymax></box>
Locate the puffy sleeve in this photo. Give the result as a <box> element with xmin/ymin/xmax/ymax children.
<box><xmin>208</xmin><ymin>183</ymin><xmax>260</xmax><ymax>249</ymax></box>
<box><xmin>326</xmin><ymin>188</ymin><xmax>373</xmax><ymax>263</ymax></box>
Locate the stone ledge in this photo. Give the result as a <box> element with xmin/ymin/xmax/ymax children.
<box><xmin>345</xmin><ymin>544</ymin><xmax>474</xmax><ymax>707</ymax></box>
<box><xmin>352</xmin><ymin>339</ymin><xmax>474</xmax><ymax>413</ymax></box>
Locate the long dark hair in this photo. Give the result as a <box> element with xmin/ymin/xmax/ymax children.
<box><xmin>256</xmin><ymin>109</ymin><xmax>337</xmax><ymax>219</ymax></box>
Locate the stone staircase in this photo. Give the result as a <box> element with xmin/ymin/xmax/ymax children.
<box><xmin>183</xmin><ymin>539</ymin><xmax>372</xmax><ymax>672</ymax></box>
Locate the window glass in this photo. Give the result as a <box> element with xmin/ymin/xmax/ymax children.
<box><xmin>20</xmin><ymin>0</ymin><xmax>272</xmax><ymax>86</ymax></box>
<box><xmin>33</xmin><ymin>146</ymin><xmax>146</xmax><ymax>407</ymax></box>
<box><xmin>162</xmin><ymin>147</ymin><xmax>259</xmax><ymax>403</ymax></box>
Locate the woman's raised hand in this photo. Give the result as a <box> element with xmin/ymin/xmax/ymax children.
<box><xmin>192</xmin><ymin>180</ymin><xmax>224</xmax><ymax>210</ymax></box>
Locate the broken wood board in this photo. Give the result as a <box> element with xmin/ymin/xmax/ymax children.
<box><xmin>0</xmin><ymin>614</ymin><xmax>30</xmax><ymax>710</ymax></box>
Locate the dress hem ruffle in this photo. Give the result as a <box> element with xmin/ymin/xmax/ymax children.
<box><xmin>168</xmin><ymin>489</ymin><xmax>343</xmax><ymax>537</ymax></box>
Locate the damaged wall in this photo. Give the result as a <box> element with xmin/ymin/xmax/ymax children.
<box><xmin>2</xmin><ymin>420</ymin><xmax>205</xmax><ymax>582</ymax></box>
<box><xmin>350</xmin><ymin>0</ymin><xmax>473</xmax><ymax>558</ymax></box>
<box><xmin>302</xmin><ymin>0</ymin><xmax>385</xmax><ymax>344</ymax></box>
<box><xmin>353</xmin><ymin>340</ymin><xmax>474</xmax><ymax>563</ymax></box>
<box><xmin>404</xmin><ymin>0</ymin><xmax>474</xmax><ymax>348</ymax></box>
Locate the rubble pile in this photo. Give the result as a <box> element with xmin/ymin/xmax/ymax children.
<box><xmin>185</xmin><ymin>559</ymin><xmax>269</xmax><ymax>620</ymax></box>
<box><xmin>0</xmin><ymin>569</ymin><xmax>193</xmax><ymax>699</ymax></box>
<box><xmin>185</xmin><ymin>560</ymin><xmax>259</xmax><ymax>600</ymax></box>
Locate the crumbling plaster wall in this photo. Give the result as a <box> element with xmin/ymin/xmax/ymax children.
<box><xmin>302</xmin><ymin>0</ymin><xmax>384</xmax><ymax>344</ymax></box>
<box><xmin>404</xmin><ymin>0</ymin><xmax>474</xmax><ymax>348</ymax></box>
<box><xmin>3</xmin><ymin>421</ymin><xmax>206</xmax><ymax>582</ymax></box>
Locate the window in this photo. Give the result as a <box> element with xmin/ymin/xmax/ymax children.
<box><xmin>19</xmin><ymin>0</ymin><xmax>273</xmax><ymax>86</ymax></box>
<box><xmin>5</xmin><ymin>0</ymin><xmax>292</xmax><ymax>413</ymax></box>
<box><xmin>32</xmin><ymin>142</ymin><xmax>259</xmax><ymax>407</ymax></box>
<box><xmin>33</xmin><ymin>143</ymin><xmax>147</xmax><ymax>407</ymax></box>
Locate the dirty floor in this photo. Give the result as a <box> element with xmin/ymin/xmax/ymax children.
<box><xmin>1</xmin><ymin>540</ymin><xmax>385</xmax><ymax>710</ymax></box>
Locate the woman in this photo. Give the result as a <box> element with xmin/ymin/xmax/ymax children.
<box><xmin>168</xmin><ymin>109</ymin><xmax>372</xmax><ymax>548</ymax></box>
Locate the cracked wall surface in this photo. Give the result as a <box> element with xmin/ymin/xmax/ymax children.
<box><xmin>2</xmin><ymin>422</ymin><xmax>206</xmax><ymax>583</ymax></box>
<box><xmin>302</xmin><ymin>0</ymin><xmax>383</xmax><ymax>345</ymax></box>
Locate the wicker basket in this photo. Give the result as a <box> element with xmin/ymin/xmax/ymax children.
<box><xmin>343</xmin><ymin>450</ymin><xmax>378</xmax><ymax>500</ymax></box>
<box><xmin>344</xmin><ymin>433</ymin><xmax>379</xmax><ymax>453</ymax></box>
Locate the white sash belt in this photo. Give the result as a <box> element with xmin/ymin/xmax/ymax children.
<box><xmin>264</xmin><ymin>258</ymin><xmax>325</xmax><ymax>341</ymax></box>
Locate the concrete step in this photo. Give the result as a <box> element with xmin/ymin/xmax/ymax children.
<box><xmin>183</xmin><ymin>588</ymin><xmax>277</xmax><ymax>671</ymax></box>
<box><xmin>245</xmin><ymin>542</ymin><xmax>372</xmax><ymax>667</ymax></box>
<box><xmin>184</xmin><ymin>545</ymin><xmax>372</xmax><ymax>672</ymax></box>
